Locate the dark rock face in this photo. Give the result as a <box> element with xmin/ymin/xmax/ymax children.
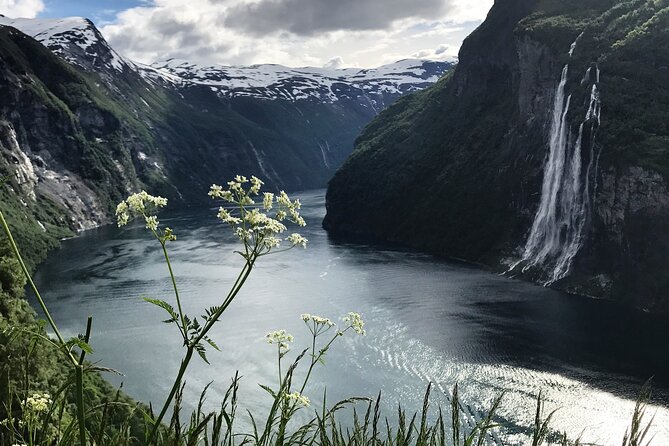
<box><xmin>0</xmin><ymin>27</ymin><xmax>128</xmax><ymax>230</ymax></box>
<box><xmin>325</xmin><ymin>0</ymin><xmax>669</xmax><ymax>312</ymax></box>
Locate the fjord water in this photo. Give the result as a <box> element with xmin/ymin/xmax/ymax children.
<box><xmin>33</xmin><ymin>190</ymin><xmax>669</xmax><ymax>444</ymax></box>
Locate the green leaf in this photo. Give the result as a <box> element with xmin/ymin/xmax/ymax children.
<box><xmin>204</xmin><ymin>336</ymin><xmax>220</xmax><ymax>351</ymax></box>
<box><xmin>143</xmin><ymin>298</ymin><xmax>179</xmax><ymax>322</ymax></box>
<box><xmin>258</xmin><ymin>384</ymin><xmax>276</xmax><ymax>398</ymax></box>
<box><xmin>65</xmin><ymin>337</ymin><xmax>93</xmax><ymax>354</ymax></box>
<box><xmin>195</xmin><ymin>344</ymin><xmax>209</xmax><ymax>364</ymax></box>
<box><xmin>203</xmin><ymin>306</ymin><xmax>222</xmax><ymax>321</ymax></box>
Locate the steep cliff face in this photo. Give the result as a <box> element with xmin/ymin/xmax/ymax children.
<box><xmin>325</xmin><ymin>0</ymin><xmax>669</xmax><ymax>312</ymax></box>
<box><xmin>0</xmin><ymin>25</ymin><xmax>146</xmax><ymax>245</ymax></box>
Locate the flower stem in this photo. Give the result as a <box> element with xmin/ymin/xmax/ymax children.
<box><xmin>148</xmin><ymin>258</ymin><xmax>255</xmax><ymax>444</ymax></box>
<box><xmin>147</xmin><ymin>346</ymin><xmax>194</xmax><ymax>444</ymax></box>
<box><xmin>75</xmin><ymin>365</ymin><xmax>86</xmax><ymax>446</ymax></box>
<box><xmin>160</xmin><ymin>241</ymin><xmax>188</xmax><ymax>342</ymax></box>
<box><xmin>299</xmin><ymin>328</ymin><xmax>349</xmax><ymax>394</ymax></box>
<box><xmin>193</xmin><ymin>260</ymin><xmax>254</xmax><ymax>345</ymax></box>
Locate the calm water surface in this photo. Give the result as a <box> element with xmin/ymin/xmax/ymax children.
<box><xmin>32</xmin><ymin>190</ymin><xmax>669</xmax><ymax>444</ymax></box>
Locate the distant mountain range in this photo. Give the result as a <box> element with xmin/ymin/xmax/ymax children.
<box><xmin>0</xmin><ymin>14</ymin><xmax>453</xmax><ymax>244</ymax></box>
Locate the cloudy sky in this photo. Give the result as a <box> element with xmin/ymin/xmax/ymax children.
<box><xmin>0</xmin><ymin>0</ymin><xmax>493</xmax><ymax>68</ymax></box>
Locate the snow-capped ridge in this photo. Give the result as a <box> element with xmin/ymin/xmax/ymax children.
<box><xmin>0</xmin><ymin>15</ymin><xmax>455</xmax><ymax>103</ymax></box>
<box><xmin>149</xmin><ymin>57</ymin><xmax>455</xmax><ymax>102</ymax></box>
<box><xmin>0</xmin><ymin>15</ymin><xmax>129</xmax><ymax>73</ymax></box>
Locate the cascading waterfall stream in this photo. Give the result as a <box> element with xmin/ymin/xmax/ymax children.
<box><xmin>509</xmin><ymin>35</ymin><xmax>602</xmax><ymax>285</ymax></box>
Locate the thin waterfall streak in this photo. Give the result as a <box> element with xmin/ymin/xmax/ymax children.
<box><xmin>521</xmin><ymin>69</ymin><xmax>571</xmax><ymax>272</ymax></box>
<box><xmin>520</xmin><ymin>66</ymin><xmax>570</xmax><ymax>269</ymax></box>
<box><xmin>568</xmin><ymin>32</ymin><xmax>584</xmax><ymax>57</ymax></box>
<box><xmin>509</xmin><ymin>34</ymin><xmax>602</xmax><ymax>284</ymax></box>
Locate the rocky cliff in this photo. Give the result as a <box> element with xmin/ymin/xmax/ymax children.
<box><xmin>324</xmin><ymin>0</ymin><xmax>669</xmax><ymax>312</ymax></box>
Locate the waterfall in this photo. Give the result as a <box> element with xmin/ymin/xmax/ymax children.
<box><xmin>509</xmin><ymin>36</ymin><xmax>602</xmax><ymax>285</ymax></box>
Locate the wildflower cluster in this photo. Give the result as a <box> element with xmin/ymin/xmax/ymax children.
<box><xmin>115</xmin><ymin>191</ymin><xmax>176</xmax><ymax>243</ymax></box>
<box><xmin>266</xmin><ymin>311</ymin><xmax>365</xmax><ymax>418</ymax></box>
<box><xmin>266</xmin><ymin>329</ymin><xmax>294</xmax><ymax>351</ymax></box>
<box><xmin>0</xmin><ymin>417</ymin><xmax>23</xmax><ymax>429</ymax></box>
<box><xmin>23</xmin><ymin>393</ymin><xmax>51</xmax><ymax>413</ymax></box>
<box><xmin>301</xmin><ymin>313</ymin><xmax>336</xmax><ymax>338</ymax></box>
<box><xmin>209</xmin><ymin>175</ymin><xmax>307</xmax><ymax>256</ymax></box>
<box><xmin>343</xmin><ymin>312</ymin><xmax>366</xmax><ymax>335</ymax></box>
<box><xmin>300</xmin><ymin>313</ymin><xmax>335</xmax><ymax>327</ymax></box>
<box><xmin>284</xmin><ymin>391</ymin><xmax>310</xmax><ymax>407</ymax></box>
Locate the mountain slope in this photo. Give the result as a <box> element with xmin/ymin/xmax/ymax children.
<box><xmin>324</xmin><ymin>0</ymin><xmax>669</xmax><ymax>312</ymax></box>
<box><xmin>0</xmin><ymin>15</ymin><xmax>454</xmax><ymax>205</ymax></box>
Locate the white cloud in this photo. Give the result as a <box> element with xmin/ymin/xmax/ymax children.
<box><xmin>224</xmin><ymin>0</ymin><xmax>449</xmax><ymax>36</ymax></box>
<box><xmin>323</xmin><ymin>57</ymin><xmax>346</xmax><ymax>69</ymax></box>
<box><xmin>99</xmin><ymin>0</ymin><xmax>493</xmax><ymax>68</ymax></box>
<box><xmin>411</xmin><ymin>44</ymin><xmax>454</xmax><ymax>60</ymax></box>
<box><xmin>0</xmin><ymin>0</ymin><xmax>44</xmax><ymax>18</ymax></box>
<box><xmin>451</xmin><ymin>0</ymin><xmax>494</xmax><ymax>22</ymax></box>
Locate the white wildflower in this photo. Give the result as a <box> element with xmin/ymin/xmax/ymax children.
<box><xmin>209</xmin><ymin>184</ymin><xmax>223</xmax><ymax>197</ymax></box>
<box><xmin>163</xmin><ymin>227</ymin><xmax>177</xmax><ymax>242</ymax></box>
<box><xmin>264</xmin><ymin>218</ymin><xmax>287</xmax><ymax>234</ymax></box>
<box><xmin>209</xmin><ymin>184</ymin><xmax>234</xmax><ymax>202</ymax></box>
<box><xmin>266</xmin><ymin>329</ymin><xmax>294</xmax><ymax>350</ymax></box>
<box><xmin>218</xmin><ymin>207</ymin><xmax>242</xmax><ymax>225</ymax></box>
<box><xmin>250</xmin><ymin>176</ymin><xmax>264</xmax><ymax>194</ymax></box>
<box><xmin>343</xmin><ymin>312</ymin><xmax>365</xmax><ymax>335</ymax></box>
<box><xmin>228</xmin><ymin>180</ymin><xmax>243</xmax><ymax>193</ymax></box>
<box><xmin>263</xmin><ymin>192</ymin><xmax>274</xmax><ymax>210</ymax></box>
<box><xmin>23</xmin><ymin>393</ymin><xmax>51</xmax><ymax>413</ymax></box>
<box><xmin>276</xmin><ymin>191</ymin><xmax>291</xmax><ymax>207</ymax></box>
<box><xmin>115</xmin><ymin>202</ymin><xmax>129</xmax><ymax>227</ymax></box>
<box><xmin>284</xmin><ymin>391</ymin><xmax>310</xmax><ymax>407</ymax></box>
<box><xmin>235</xmin><ymin>227</ymin><xmax>251</xmax><ymax>243</ymax></box>
<box><xmin>209</xmin><ymin>176</ymin><xmax>308</xmax><ymax>255</ymax></box>
<box><xmin>116</xmin><ymin>191</ymin><xmax>167</xmax><ymax>228</ymax></box>
<box><xmin>286</xmin><ymin>233</ymin><xmax>308</xmax><ymax>248</ymax></box>
<box><xmin>145</xmin><ymin>215</ymin><xmax>159</xmax><ymax>231</ymax></box>
<box><xmin>263</xmin><ymin>237</ymin><xmax>281</xmax><ymax>249</ymax></box>
<box><xmin>301</xmin><ymin>313</ymin><xmax>335</xmax><ymax>327</ymax></box>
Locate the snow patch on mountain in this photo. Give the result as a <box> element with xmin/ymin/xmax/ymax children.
<box><xmin>0</xmin><ymin>15</ymin><xmax>455</xmax><ymax>103</ymax></box>
<box><xmin>0</xmin><ymin>16</ymin><xmax>127</xmax><ymax>72</ymax></box>
<box><xmin>151</xmin><ymin>58</ymin><xmax>454</xmax><ymax>102</ymax></box>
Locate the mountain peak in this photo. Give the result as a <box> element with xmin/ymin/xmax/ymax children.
<box><xmin>0</xmin><ymin>15</ymin><xmax>128</xmax><ymax>75</ymax></box>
